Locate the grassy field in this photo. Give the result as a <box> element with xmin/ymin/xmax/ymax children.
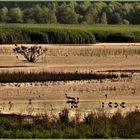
<box><xmin>1</xmin><ymin>24</ymin><xmax>140</xmax><ymax>44</ymax></box>
<box><xmin>1</xmin><ymin>24</ymin><xmax>140</xmax><ymax>32</ymax></box>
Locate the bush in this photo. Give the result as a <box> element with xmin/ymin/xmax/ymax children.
<box><xmin>107</xmin><ymin>33</ymin><xmax>134</xmax><ymax>43</ymax></box>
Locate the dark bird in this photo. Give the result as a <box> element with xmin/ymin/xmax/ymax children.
<box><xmin>114</xmin><ymin>102</ymin><xmax>118</xmax><ymax>108</ymax></box>
<box><xmin>65</xmin><ymin>94</ymin><xmax>79</xmax><ymax>108</ymax></box>
<box><xmin>65</xmin><ymin>93</ymin><xmax>75</xmax><ymax>100</ymax></box>
<box><xmin>120</xmin><ymin>102</ymin><xmax>125</xmax><ymax>108</ymax></box>
<box><xmin>102</xmin><ymin>102</ymin><xmax>104</xmax><ymax>108</ymax></box>
<box><xmin>108</xmin><ymin>102</ymin><xmax>112</xmax><ymax>108</ymax></box>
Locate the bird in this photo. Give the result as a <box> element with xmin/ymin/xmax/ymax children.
<box><xmin>102</xmin><ymin>102</ymin><xmax>104</xmax><ymax>108</ymax></box>
<box><xmin>108</xmin><ymin>102</ymin><xmax>112</xmax><ymax>108</ymax></box>
<box><xmin>29</xmin><ymin>99</ymin><xmax>32</xmax><ymax>105</ymax></box>
<box><xmin>120</xmin><ymin>102</ymin><xmax>125</xmax><ymax>108</ymax></box>
<box><xmin>65</xmin><ymin>93</ymin><xmax>80</xmax><ymax>108</ymax></box>
<box><xmin>76</xmin><ymin>98</ymin><xmax>79</xmax><ymax>104</ymax></box>
<box><xmin>65</xmin><ymin>93</ymin><xmax>75</xmax><ymax>100</ymax></box>
<box><xmin>114</xmin><ymin>102</ymin><xmax>118</xmax><ymax>108</ymax></box>
<box><xmin>73</xmin><ymin>98</ymin><xmax>79</xmax><ymax>108</ymax></box>
<box><xmin>68</xmin><ymin>98</ymin><xmax>79</xmax><ymax>105</ymax></box>
<box><xmin>105</xmin><ymin>94</ymin><xmax>108</xmax><ymax>98</ymax></box>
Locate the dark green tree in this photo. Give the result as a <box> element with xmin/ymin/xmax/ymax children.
<box><xmin>0</xmin><ymin>7</ymin><xmax>9</xmax><ymax>22</ymax></box>
<box><xmin>8</xmin><ymin>7</ymin><xmax>23</xmax><ymax>23</ymax></box>
<box><xmin>110</xmin><ymin>13</ymin><xmax>122</xmax><ymax>24</ymax></box>
<box><xmin>57</xmin><ymin>4</ymin><xmax>78</xmax><ymax>24</ymax></box>
<box><xmin>132</xmin><ymin>3</ymin><xmax>140</xmax><ymax>24</ymax></box>
<box><xmin>32</xmin><ymin>5</ymin><xmax>45</xmax><ymax>23</ymax></box>
<box><xmin>47</xmin><ymin>9</ymin><xmax>57</xmax><ymax>23</ymax></box>
<box><xmin>101</xmin><ymin>12</ymin><xmax>107</xmax><ymax>24</ymax></box>
<box><xmin>83</xmin><ymin>5</ymin><xmax>97</xmax><ymax>24</ymax></box>
<box><xmin>23</xmin><ymin>8</ymin><xmax>35</xmax><ymax>23</ymax></box>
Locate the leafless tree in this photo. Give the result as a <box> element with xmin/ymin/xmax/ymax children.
<box><xmin>13</xmin><ymin>44</ymin><xmax>47</xmax><ymax>63</ymax></box>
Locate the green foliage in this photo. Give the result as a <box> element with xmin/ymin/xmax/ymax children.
<box><xmin>8</xmin><ymin>7</ymin><xmax>23</xmax><ymax>23</ymax></box>
<box><xmin>57</xmin><ymin>4</ymin><xmax>78</xmax><ymax>24</ymax></box>
<box><xmin>0</xmin><ymin>24</ymin><xmax>140</xmax><ymax>44</ymax></box>
<box><xmin>0</xmin><ymin>7</ymin><xmax>9</xmax><ymax>22</ymax></box>
<box><xmin>0</xmin><ymin>24</ymin><xmax>97</xmax><ymax>44</ymax></box>
<box><xmin>0</xmin><ymin>111</ymin><xmax>140</xmax><ymax>138</ymax></box>
<box><xmin>0</xmin><ymin>1</ymin><xmax>140</xmax><ymax>24</ymax></box>
<box><xmin>122</xmin><ymin>19</ymin><xmax>129</xmax><ymax>25</ymax></box>
<box><xmin>101</xmin><ymin>12</ymin><xmax>107</xmax><ymax>24</ymax></box>
<box><xmin>109</xmin><ymin>13</ymin><xmax>122</xmax><ymax>24</ymax></box>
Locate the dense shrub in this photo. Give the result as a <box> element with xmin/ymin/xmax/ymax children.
<box><xmin>107</xmin><ymin>33</ymin><xmax>135</xmax><ymax>43</ymax></box>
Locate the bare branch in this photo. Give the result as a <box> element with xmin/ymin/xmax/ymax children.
<box><xmin>13</xmin><ymin>44</ymin><xmax>47</xmax><ymax>63</ymax></box>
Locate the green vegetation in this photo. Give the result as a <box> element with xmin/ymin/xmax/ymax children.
<box><xmin>0</xmin><ymin>24</ymin><xmax>140</xmax><ymax>44</ymax></box>
<box><xmin>0</xmin><ymin>110</ymin><xmax>140</xmax><ymax>138</ymax></box>
<box><xmin>0</xmin><ymin>2</ymin><xmax>140</xmax><ymax>44</ymax></box>
<box><xmin>0</xmin><ymin>1</ymin><xmax>140</xmax><ymax>25</ymax></box>
<box><xmin>0</xmin><ymin>24</ymin><xmax>96</xmax><ymax>44</ymax></box>
<box><xmin>0</xmin><ymin>71</ymin><xmax>122</xmax><ymax>83</ymax></box>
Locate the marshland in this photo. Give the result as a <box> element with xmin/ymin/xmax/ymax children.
<box><xmin>1</xmin><ymin>1</ymin><xmax>140</xmax><ymax>137</ymax></box>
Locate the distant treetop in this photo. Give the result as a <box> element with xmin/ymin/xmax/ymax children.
<box><xmin>0</xmin><ymin>1</ymin><xmax>140</xmax><ymax>24</ymax></box>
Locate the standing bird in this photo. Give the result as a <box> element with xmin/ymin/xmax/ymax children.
<box><xmin>65</xmin><ymin>94</ymin><xmax>79</xmax><ymax>108</ymax></box>
<box><xmin>105</xmin><ymin>94</ymin><xmax>108</xmax><ymax>99</ymax></box>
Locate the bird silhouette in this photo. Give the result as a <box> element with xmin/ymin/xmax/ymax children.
<box><xmin>120</xmin><ymin>102</ymin><xmax>125</xmax><ymax>108</ymax></box>
<box><xmin>65</xmin><ymin>93</ymin><xmax>79</xmax><ymax>108</ymax></box>
<box><xmin>65</xmin><ymin>93</ymin><xmax>75</xmax><ymax>100</ymax></box>
<box><xmin>105</xmin><ymin>94</ymin><xmax>108</xmax><ymax>98</ymax></box>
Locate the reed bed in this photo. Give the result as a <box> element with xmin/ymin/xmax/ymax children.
<box><xmin>0</xmin><ymin>71</ymin><xmax>127</xmax><ymax>83</ymax></box>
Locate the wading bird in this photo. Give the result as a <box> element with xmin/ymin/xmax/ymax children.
<box><xmin>65</xmin><ymin>94</ymin><xmax>79</xmax><ymax>108</ymax></box>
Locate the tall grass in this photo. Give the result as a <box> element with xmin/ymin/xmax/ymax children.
<box><xmin>0</xmin><ymin>110</ymin><xmax>140</xmax><ymax>138</ymax></box>
<box><xmin>0</xmin><ymin>24</ymin><xmax>140</xmax><ymax>44</ymax></box>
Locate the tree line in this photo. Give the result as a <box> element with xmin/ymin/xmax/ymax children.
<box><xmin>0</xmin><ymin>1</ymin><xmax>140</xmax><ymax>24</ymax></box>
